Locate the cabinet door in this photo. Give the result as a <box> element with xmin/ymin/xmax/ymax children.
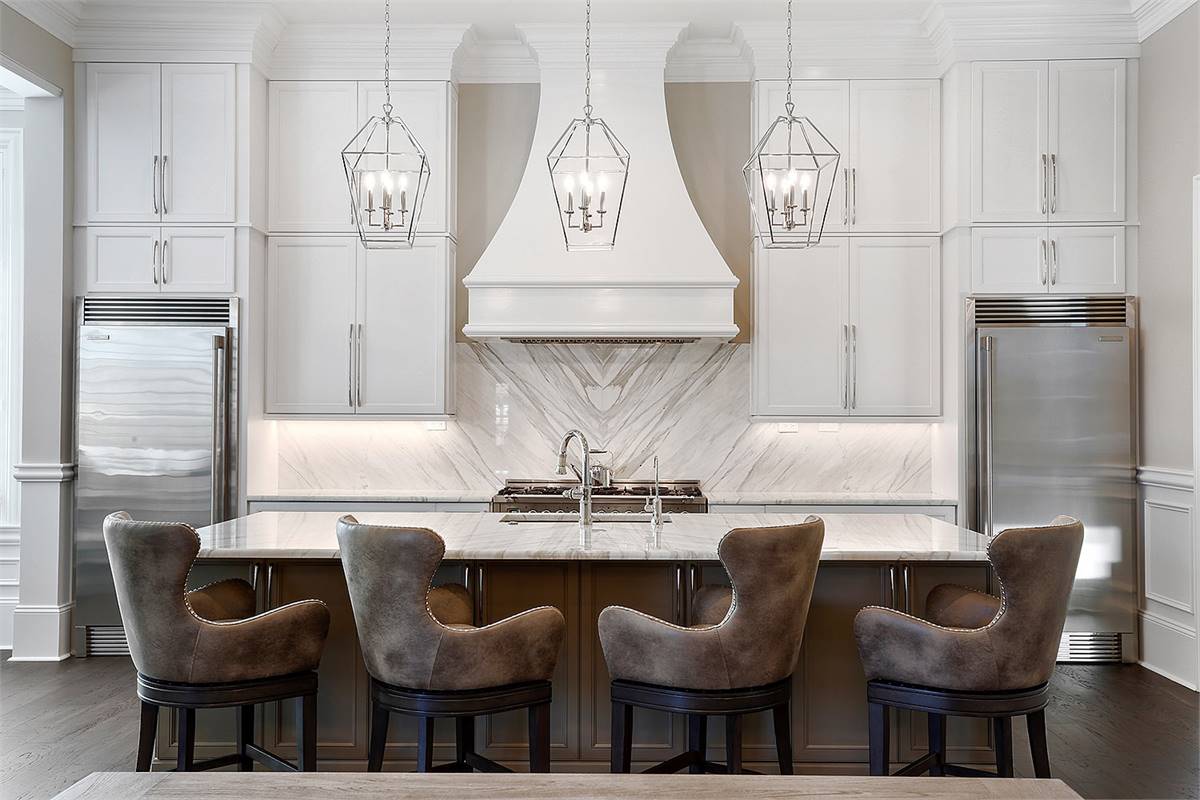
<box><xmin>358</xmin><ymin>82</ymin><xmax>451</xmax><ymax>234</ymax></box>
<box><xmin>266</xmin><ymin>237</ymin><xmax>358</xmax><ymax>414</ymax></box>
<box><xmin>755</xmin><ymin>81</ymin><xmax>849</xmax><ymax>233</ymax></box>
<box><xmin>970</xmin><ymin>226</ymin><xmax>1048</xmax><ymax>294</ymax></box>
<box><xmin>1048</xmin><ymin>60</ymin><xmax>1126</xmax><ymax>222</ymax></box>
<box><xmin>268</xmin><ymin>82</ymin><xmax>358</xmax><ymax>232</ymax></box>
<box><xmin>86</xmin><ymin>63</ymin><xmax>161</xmax><ymax>223</ymax></box>
<box><xmin>85</xmin><ymin>227</ymin><xmax>161</xmax><ymax>292</ymax></box>
<box><xmin>355</xmin><ymin>238</ymin><xmax>450</xmax><ymax>415</ymax></box>
<box><xmin>161</xmin><ymin>64</ymin><xmax>236</xmax><ymax>223</ymax></box>
<box><xmin>848</xmin><ymin>80</ymin><xmax>939</xmax><ymax>233</ymax></box>
<box><xmin>849</xmin><ymin>238</ymin><xmax>940</xmax><ymax>416</ymax></box>
<box><xmin>752</xmin><ymin>239</ymin><xmax>849</xmax><ymax>417</ymax></box>
<box><xmin>970</xmin><ymin>62</ymin><xmax>1049</xmax><ymax>223</ymax></box>
<box><xmin>1048</xmin><ymin>226</ymin><xmax>1126</xmax><ymax>294</ymax></box>
<box><xmin>160</xmin><ymin>227</ymin><xmax>235</xmax><ymax>293</ymax></box>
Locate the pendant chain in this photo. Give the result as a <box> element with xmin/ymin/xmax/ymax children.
<box><xmin>784</xmin><ymin>0</ymin><xmax>794</xmax><ymax>116</ymax></box>
<box><xmin>583</xmin><ymin>0</ymin><xmax>593</xmax><ymax>119</ymax></box>
<box><xmin>382</xmin><ymin>0</ymin><xmax>393</xmax><ymax>120</ymax></box>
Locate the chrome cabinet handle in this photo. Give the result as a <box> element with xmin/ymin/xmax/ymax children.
<box><xmin>842</xmin><ymin>323</ymin><xmax>850</xmax><ymax>409</ymax></box>
<box><xmin>674</xmin><ymin>564</ymin><xmax>685</xmax><ymax>624</ymax></box>
<box><xmin>849</xmin><ymin>323</ymin><xmax>857</xmax><ymax>409</ymax></box>
<box><xmin>152</xmin><ymin>155</ymin><xmax>160</xmax><ymax>214</ymax></box>
<box><xmin>850</xmin><ymin>168</ymin><xmax>857</xmax><ymax>225</ymax></box>
<box><xmin>476</xmin><ymin>565</ymin><xmax>486</xmax><ymax>625</ymax></box>
<box><xmin>347</xmin><ymin>323</ymin><xmax>355</xmax><ymax>408</ymax></box>
<box><xmin>162</xmin><ymin>154</ymin><xmax>169</xmax><ymax>215</ymax></box>
<box><xmin>1039</xmin><ymin>238</ymin><xmax>1048</xmax><ymax>286</ymax></box>
<box><xmin>355</xmin><ymin>323</ymin><xmax>363</xmax><ymax>407</ymax></box>
<box><xmin>888</xmin><ymin>565</ymin><xmax>898</xmax><ymax>608</ymax></box>
<box><xmin>1050</xmin><ymin>239</ymin><xmax>1058</xmax><ymax>286</ymax></box>
<box><xmin>162</xmin><ymin>239</ymin><xmax>170</xmax><ymax>284</ymax></box>
<box><xmin>901</xmin><ymin>564</ymin><xmax>912</xmax><ymax>614</ymax></box>
<box><xmin>1041</xmin><ymin>154</ymin><xmax>1048</xmax><ymax>214</ymax></box>
<box><xmin>210</xmin><ymin>333</ymin><xmax>227</xmax><ymax>524</ymax></box>
<box><xmin>1049</xmin><ymin>154</ymin><xmax>1057</xmax><ymax>214</ymax></box>
<box><xmin>842</xmin><ymin>167</ymin><xmax>849</xmax><ymax>225</ymax></box>
<box><xmin>977</xmin><ymin>335</ymin><xmax>995</xmax><ymax>537</ymax></box>
<box><xmin>152</xmin><ymin>240</ymin><xmax>159</xmax><ymax>285</ymax></box>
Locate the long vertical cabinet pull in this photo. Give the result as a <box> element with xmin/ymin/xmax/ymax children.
<box><xmin>1050</xmin><ymin>240</ymin><xmax>1058</xmax><ymax>286</ymax></box>
<box><xmin>850</xmin><ymin>168</ymin><xmax>857</xmax><ymax>225</ymax></box>
<box><xmin>152</xmin><ymin>156</ymin><xmax>160</xmax><ymax>214</ymax></box>
<box><xmin>849</xmin><ymin>324</ymin><xmax>858</xmax><ymax>409</ymax></box>
<box><xmin>901</xmin><ymin>564</ymin><xmax>912</xmax><ymax>614</ymax></box>
<box><xmin>152</xmin><ymin>241</ymin><xmax>160</xmax><ymax>285</ymax></box>
<box><xmin>356</xmin><ymin>324</ymin><xmax>363</xmax><ymax>407</ymax></box>
<box><xmin>887</xmin><ymin>565</ymin><xmax>898</xmax><ymax>608</ymax></box>
<box><xmin>842</xmin><ymin>168</ymin><xmax>850</xmax><ymax>224</ymax></box>
<box><xmin>842</xmin><ymin>324</ymin><xmax>850</xmax><ymax>409</ymax></box>
<box><xmin>162</xmin><ymin>240</ymin><xmax>170</xmax><ymax>284</ymax></box>
<box><xmin>210</xmin><ymin>333</ymin><xmax>228</xmax><ymax>524</ymax></box>
<box><xmin>347</xmin><ymin>323</ymin><xmax>355</xmax><ymax>408</ymax></box>
<box><xmin>1049</xmin><ymin>154</ymin><xmax>1058</xmax><ymax>214</ymax></box>
<box><xmin>977</xmin><ymin>335</ymin><xmax>995</xmax><ymax>537</ymax></box>
<box><xmin>1041</xmin><ymin>154</ymin><xmax>1048</xmax><ymax>214</ymax></box>
<box><xmin>1039</xmin><ymin>238</ymin><xmax>1048</xmax><ymax>286</ymax></box>
<box><xmin>162</xmin><ymin>155</ymin><xmax>170</xmax><ymax>215</ymax></box>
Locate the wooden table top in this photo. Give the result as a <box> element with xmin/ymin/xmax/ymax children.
<box><xmin>55</xmin><ymin>772</ymin><xmax>1082</xmax><ymax>799</ymax></box>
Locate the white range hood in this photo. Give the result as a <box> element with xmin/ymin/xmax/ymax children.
<box><xmin>462</xmin><ymin>24</ymin><xmax>739</xmax><ymax>342</ymax></box>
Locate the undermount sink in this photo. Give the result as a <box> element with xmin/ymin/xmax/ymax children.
<box><xmin>500</xmin><ymin>512</ymin><xmax>671</xmax><ymax>524</ymax></box>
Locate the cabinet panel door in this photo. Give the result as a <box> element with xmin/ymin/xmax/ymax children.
<box><xmin>1048</xmin><ymin>226</ymin><xmax>1126</xmax><ymax>294</ymax></box>
<box><xmin>753</xmin><ymin>239</ymin><xmax>849</xmax><ymax>417</ymax></box>
<box><xmin>86</xmin><ymin>63</ymin><xmax>161</xmax><ymax>223</ymax></box>
<box><xmin>355</xmin><ymin>238</ymin><xmax>450</xmax><ymax>415</ymax></box>
<box><xmin>268</xmin><ymin>82</ymin><xmax>358</xmax><ymax>232</ymax></box>
<box><xmin>265</xmin><ymin>237</ymin><xmax>358</xmax><ymax>414</ymax></box>
<box><xmin>755</xmin><ymin>81</ymin><xmax>849</xmax><ymax>233</ymax></box>
<box><xmin>849</xmin><ymin>80</ymin><xmax>940</xmax><ymax>233</ymax></box>
<box><xmin>970</xmin><ymin>226</ymin><xmax>1048</xmax><ymax>295</ymax></box>
<box><xmin>971</xmin><ymin>62</ymin><xmax>1049</xmax><ymax>223</ymax></box>
<box><xmin>86</xmin><ymin>227</ymin><xmax>160</xmax><ymax>292</ymax></box>
<box><xmin>161</xmin><ymin>64</ymin><xmax>236</xmax><ymax>223</ymax></box>
<box><xmin>358</xmin><ymin>82</ymin><xmax>450</xmax><ymax>234</ymax></box>
<box><xmin>849</xmin><ymin>238</ymin><xmax>940</xmax><ymax>417</ymax></box>
<box><xmin>160</xmin><ymin>227</ymin><xmax>235</xmax><ymax>293</ymax></box>
<box><xmin>1048</xmin><ymin>60</ymin><xmax>1126</xmax><ymax>222</ymax></box>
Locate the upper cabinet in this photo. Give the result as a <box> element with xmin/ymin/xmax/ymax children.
<box><xmin>269</xmin><ymin>80</ymin><xmax>456</xmax><ymax>235</ymax></box>
<box><xmin>971</xmin><ymin>60</ymin><xmax>1126</xmax><ymax>224</ymax></box>
<box><xmin>754</xmin><ymin>79</ymin><xmax>939</xmax><ymax>234</ymax></box>
<box><xmin>85</xmin><ymin>63</ymin><xmax>235</xmax><ymax>224</ymax></box>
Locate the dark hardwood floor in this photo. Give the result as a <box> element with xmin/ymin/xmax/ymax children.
<box><xmin>1</xmin><ymin>654</ymin><xmax>1196</xmax><ymax>800</ymax></box>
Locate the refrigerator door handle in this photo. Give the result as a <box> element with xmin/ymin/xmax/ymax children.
<box><xmin>977</xmin><ymin>335</ymin><xmax>995</xmax><ymax>537</ymax></box>
<box><xmin>210</xmin><ymin>333</ymin><xmax>228</xmax><ymax>524</ymax></box>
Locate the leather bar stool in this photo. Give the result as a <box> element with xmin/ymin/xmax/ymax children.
<box><xmin>103</xmin><ymin>512</ymin><xmax>330</xmax><ymax>773</ymax></box>
<box><xmin>598</xmin><ymin>519</ymin><xmax>824</xmax><ymax>775</ymax></box>
<box><xmin>853</xmin><ymin>516</ymin><xmax>1084</xmax><ymax>779</ymax></box>
<box><xmin>337</xmin><ymin>515</ymin><xmax>566</xmax><ymax>773</ymax></box>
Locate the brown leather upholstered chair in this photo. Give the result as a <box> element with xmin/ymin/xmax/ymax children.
<box><xmin>103</xmin><ymin>512</ymin><xmax>331</xmax><ymax>772</ymax></box>
<box><xmin>598</xmin><ymin>519</ymin><xmax>825</xmax><ymax>775</ymax></box>
<box><xmin>853</xmin><ymin>516</ymin><xmax>1084</xmax><ymax>779</ymax></box>
<box><xmin>337</xmin><ymin>515</ymin><xmax>566</xmax><ymax>773</ymax></box>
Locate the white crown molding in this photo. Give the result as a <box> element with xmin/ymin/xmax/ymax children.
<box><xmin>1132</xmin><ymin>0</ymin><xmax>1199</xmax><ymax>40</ymax></box>
<box><xmin>269</xmin><ymin>23</ymin><xmax>469</xmax><ymax>81</ymax></box>
<box><xmin>517</xmin><ymin>23</ymin><xmax>687</xmax><ymax>70</ymax></box>
<box><xmin>666</xmin><ymin>29</ymin><xmax>754</xmax><ymax>83</ymax></box>
<box><xmin>12</xmin><ymin>462</ymin><xmax>75</xmax><ymax>483</ymax></box>
<box><xmin>5</xmin><ymin>1</ymin><xmax>83</xmax><ymax>47</ymax></box>
<box><xmin>454</xmin><ymin>31</ymin><xmax>538</xmax><ymax>84</ymax></box>
<box><xmin>738</xmin><ymin>18</ymin><xmax>938</xmax><ymax>79</ymax></box>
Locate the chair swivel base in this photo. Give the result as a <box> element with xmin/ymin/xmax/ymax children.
<box><xmin>368</xmin><ymin>678</ymin><xmax>553</xmax><ymax>773</ymax></box>
<box><xmin>136</xmin><ymin>671</ymin><xmax>319</xmax><ymax>773</ymax></box>
<box><xmin>609</xmin><ymin>678</ymin><xmax>794</xmax><ymax>776</ymax></box>
<box><xmin>866</xmin><ymin>679</ymin><xmax>1052</xmax><ymax>779</ymax></box>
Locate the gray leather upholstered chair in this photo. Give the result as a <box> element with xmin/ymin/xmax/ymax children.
<box><xmin>597</xmin><ymin>519</ymin><xmax>825</xmax><ymax>775</ymax></box>
<box><xmin>337</xmin><ymin>515</ymin><xmax>565</xmax><ymax>773</ymax></box>
<box><xmin>103</xmin><ymin>511</ymin><xmax>330</xmax><ymax>772</ymax></box>
<box><xmin>853</xmin><ymin>516</ymin><xmax>1084</xmax><ymax>780</ymax></box>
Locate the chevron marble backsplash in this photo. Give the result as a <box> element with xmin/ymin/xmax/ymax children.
<box><xmin>259</xmin><ymin>342</ymin><xmax>933</xmax><ymax>495</ymax></box>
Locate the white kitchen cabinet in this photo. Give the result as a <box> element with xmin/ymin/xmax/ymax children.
<box><xmin>753</xmin><ymin>239</ymin><xmax>849</xmax><ymax>416</ymax></box>
<box><xmin>85</xmin><ymin>226</ymin><xmax>234</xmax><ymax>293</ymax></box>
<box><xmin>266</xmin><ymin>237</ymin><xmax>359</xmax><ymax>415</ymax></box>
<box><xmin>85</xmin><ymin>227</ymin><xmax>160</xmax><ymax>291</ymax></box>
<box><xmin>85</xmin><ymin>62</ymin><xmax>235</xmax><ymax>224</ymax></box>
<box><xmin>971</xmin><ymin>60</ymin><xmax>1125</xmax><ymax>224</ymax></box>
<box><xmin>268</xmin><ymin>81</ymin><xmax>359</xmax><ymax>232</ymax></box>
<box><xmin>971</xmin><ymin>225</ymin><xmax>1125</xmax><ymax>295</ymax></box>
<box><xmin>848</xmin><ymin>81</ymin><xmax>940</xmax><ymax>233</ymax></box>
<box><xmin>848</xmin><ymin>238</ymin><xmax>941</xmax><ymax>416</ymax></box>
<box><xmin>753</xmin><ymin>237</ymin><xmax>941</xmax><ymax>418</ymax></box>
<box><xmin>159</xmin><ymin>227</ymin><xmax>235</xmax><ymax>293</ymax></box>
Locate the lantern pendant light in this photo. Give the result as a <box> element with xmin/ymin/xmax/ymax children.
<box><xmin>743</xmin><ymin>0</ymin><xmax>840</xmax><ymax>249</ymax></box>
<box><xmin>342</xmin><ymin>0</ymin><xmax>431</xmax><ymax>249</ymax></box>
<box><xmin>546</xmin><ymin>0</ymin><xmax>630</xmax><ymax>251</ymax></box>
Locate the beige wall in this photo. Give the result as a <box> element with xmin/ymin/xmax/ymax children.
<box><xmin>1137</xmin><ymin>4</ymin><xmax>1199</xmax><ymax>470</ymax></box>
<box><xmin>0</xmin><ymin>4</ymin><xmax>73</xmax><ymax>92</ymax></box>
<box><xmin>455</xmin><ymin>81</ymin><xmax>753</xmax><ymax>342</ymax></box>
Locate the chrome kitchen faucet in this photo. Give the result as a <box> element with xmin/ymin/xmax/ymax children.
<box><xmin>555</xmin><ymin>429</ymin><xmax>607</xmax><ymax>529</ymax></box>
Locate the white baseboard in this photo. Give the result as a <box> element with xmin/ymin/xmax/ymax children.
<box><xmin>9</xmin><ymin>602</ymin><xmax>72</xmax><ymax>661</ymax></box>
<box><xmin>1139</xmin><ymin>610</ymin><xmax>1198</xmax><ymax>691</ymax></box>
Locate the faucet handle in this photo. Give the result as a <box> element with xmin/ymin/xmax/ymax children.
<box><xmin>563</xmin><ymin>487</ymin><xmax>584</xmax><ymax>501</ymax></box>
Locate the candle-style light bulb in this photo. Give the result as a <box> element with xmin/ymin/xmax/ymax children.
<box><xmin>362</xmin><ymin>171</ymin><xmax>376</xmax><ymax>212</ymax></box>
<box><xmin>597</xmin><ymin>174</ymin><xmax>608</xmax><ymax>213</ymax></box>
<box><xmin>765</xmin><ymin>173</ymin><xmax>778</xmax><ymax>211</ymax></box>
<box><xmin>380</xmin><ymin>170</ymin><xmax>394</xmax><ymax>210</ymax></box>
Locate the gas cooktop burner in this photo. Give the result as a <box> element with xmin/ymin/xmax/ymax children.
<box><xmin>490</xmin><ymin>480</ymin><xmax>707</xmax><ymax>513</ymax></box>
<box><xmin>496</xmin><ymin>482</ymin><xmax>703</xmax><ymax>498</ymax></box>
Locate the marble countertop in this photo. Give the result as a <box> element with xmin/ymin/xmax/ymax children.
<box><xmin>196</xmin><ymin>512</ymin><xmax>989</xmax><ymax>562</ymax></box>
<box><xmin>246</xmin><ymin>490</ymin><xmax>496</xmax><ymax>503</ymax></box>
<box><xmin>705</xmin><ymin>492</ymin><xmax>958</xmax><ymax>506</ymax></box>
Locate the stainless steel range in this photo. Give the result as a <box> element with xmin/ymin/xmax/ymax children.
<box><xmin>490</xmin><ymin>480</ymin><xmax>707</xmax><ymax>514</ymax></box>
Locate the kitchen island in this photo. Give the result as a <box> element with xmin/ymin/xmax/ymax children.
<box><xmin>180</xmin><ymin>512</ymin><xmax>995</xmax><ymax>773</ymax></box>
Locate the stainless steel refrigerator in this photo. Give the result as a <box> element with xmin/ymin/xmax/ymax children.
<box><xmin>73</xmin><ymin>297</ymin><xmax>237</xmax><ymax>656</ymax></box>
<box><xmin>967</xmin><ymin>296</ymin><xmax>1137</xmax><ymax>663</ymax></box>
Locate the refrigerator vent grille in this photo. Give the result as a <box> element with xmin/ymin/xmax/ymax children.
<box><xmin>973</xmin><ymin>297</ymin><xmax>1129</xmax><ymax>326</ymax></box>
<box><xmin>81</xmin><ymin>297</ymin><xmax>234</xmax><ymax>326</ymax></box>
<box><xmin>84</xmin><ymin>625</ymin><xmax>131</xmax><ymax>656</ymax></box>
<box><xmin>1057</xmin><ymin>632</ymin><xmax>1123</xmax><ymax>663</ymax></box>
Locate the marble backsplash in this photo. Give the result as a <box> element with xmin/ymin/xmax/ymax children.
<box><xmin>259</xmin><ymin>342</ymin><xmax>932</xmax><ymax>495</ymax></box>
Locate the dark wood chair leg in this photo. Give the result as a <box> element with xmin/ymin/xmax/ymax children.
<box><xmin>367</xmin><ymin>704</ymin><xmax>389</xmax><ymax>772</ymax></box>
<box><xmin>296</xmin><ymin>693</ymin><xmax>317</xmax><ymax>771</ymax></box>
<box><xmin>687</xmin><ymin>714</ymin><xmax>707</xmax><ymax>774</ymax></box>
<box><xmin>993</xmin><ymin>716</ymin><xmax>1014</xmax><ymax>778</ymax></box>
<box><xmin>772</xmin><ymin>702</ymin><xmax>793</xmax><ymax>775</ymax></box>
<box><xmin>455</xmin><ymin>716</ymin><xmax>474</xmax><ymax>772</ymax></box>
<box><xmin>136</xmin><ymin>701</ymin><xmax>158</xmax><ymax>772</ymax></box>
<box><xmin>236</xmin><ymin>704</ymin><xmax>254</xmax><ymax>772</ymax></box>
<box><xmin>416</xmin><ymin>716</ymin><xmax>435</xmax><ymax>773</ymax></box>
<box><xmin>928</xmin><ymin>712</ymin><xmax>947</xmax><ymax>777</ymax></box>
<box><xmin>176</xmin><ymin>708</ymin><xmax>196</xmax><ymax>772</ymax></box>
<box><xmin>610</xmin><ymin>701</ymin><xmax>633</xmax><ymax>774</ymax></box>
<box><xmin>529</xmin><ymin>702</ymin><xmax>551</xmax><ymax>773</ymax></box>
<box><xmin>1027</xmin><ymin>710</ymin><xmax>1051</xmax><ymax>779</ymax></box>
<box><xmin>868</xmin><ymin>701</ymin><xmax>889</xmax><ymax>777</ymax></box>
<box><xmin>725</xmin><ymin>714</ymin><xmax>743</xmax><ymax>775</ymax></box>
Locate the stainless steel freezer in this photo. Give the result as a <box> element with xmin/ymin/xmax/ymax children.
<box><xmin>967</xmin><ymin>296</ymin><xmax>1137</xmax><ymax>663</ymax></box>
<box><xmin>72</xmin><ymin>297</ymin><xmax>237</xmax><ymax>656</ymax></box>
